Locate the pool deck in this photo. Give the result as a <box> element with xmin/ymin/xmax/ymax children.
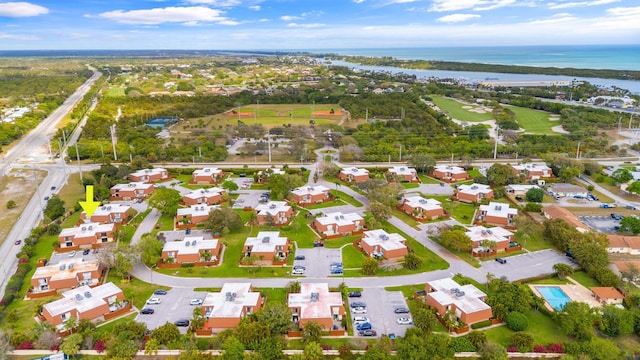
<box><xmin>529</xmin><ymin>277</ymin><xmax>601</xmax><ymax>312</ymax></box>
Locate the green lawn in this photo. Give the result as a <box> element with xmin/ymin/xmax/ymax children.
<box><xmin>304</xmin><ymin>198</ymin><xmax>351</xmax><ymax>210</ymax></box>
<box><xmin>483</xmin><ymin>309</ymin><xmax>569</xmax><ymax>347</ymax></box>
<box><xmin>331</xmin><ymin>189</ymin><xmax>364</xmax><ymax>207</ymax></box>
<box><xmin>342</xmin><ymin>245</ymin><xmax>366</xmax><ymax>269</ymax></box>
<box><xmin>418</xmin><ymin>174</ymin><xmax>442</xmax><ymax>184</ymax></box>
<box><xmin>105</xmin><ymin>87</ymin><xmax>126</xmax><ymax>97</ymax></box>
<box><xmin>391</xmin><ymin>208</ymin><xmax>421</xmax><ymax>227</ymax></box>
<box><xmin>505</xmin><ymin>105</ymin><xmax>556</xmax><ymax>134</ymax></box>
<box><xmin>446</xmin><ymin>201</ymin><xmax>477</xmax><ymax>225</ymax></box>
<box><xmin>323</xmin><ymin>234</ymin><xmax>360</xmax><ymax>249</ymax></box>
<box><xmin>402</xmin><ymin>182</ymin><xmax>420</xmax><ymax>189</ymax></box>
<box><xmin>431</xmin><ymin>96</ymin><xmax>494</xmax><ymax>122</ymax></box>
<box><xmin>385</xmin><ymin>284</ymin><xmax>426</xmax><ymax>298</ymax></box>
<box><xmin>256</xmin><ymin>287</ymin><xmax>288</xmax><ymax>305</ymax></box>
<box><xmin>569</xmin><ymin>271</ymin><xmax>600</xmax><ymax>288</ymax></box>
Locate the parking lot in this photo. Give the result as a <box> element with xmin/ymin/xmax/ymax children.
<box><xmin>232</xmin><ymin>190</ymin><xmax>265</xmax><ymax>209</ymax></box>
<box><xmin>349</xmin><ymin>288</ymin><xmax>411</xmax><ymax>338</ymax></box>
<box><xmin>580</xmin><ymin>215</ymin><xmax>621</xmax><ymax>233</ymax></box>
<box><xmin>135</xmin><ymin>288</ymin><xmax>207</xmax><ymax>333</ymax></box>
<box><xmin>481</xmin><ymin>249</ymin><xmax>575</xmax><ymax>282</ymax></box>
<box><xmin>293</xmin><ymin>247</ymin><xmax>342</xmax><ymax>278</ymax></box>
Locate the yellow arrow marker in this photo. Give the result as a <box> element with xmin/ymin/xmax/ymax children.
<box><xmin>79</xmin><ymin>185</ymin><xmax>101</xmax><ymax>217</ymax></box>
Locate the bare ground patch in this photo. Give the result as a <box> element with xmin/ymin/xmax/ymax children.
<box><xmin>0</xmin><ymin>169</ymin><xmax>45</xmax><ymax>244</ymax></box>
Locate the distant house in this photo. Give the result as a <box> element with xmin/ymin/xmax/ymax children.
<box><xmin>456</xmin><ymin>183</ymin><xmax>494</xmax><ymax>203</ymax></box>
<box><xmin>176</xmin><ymin>204</ymin><xmax>219</xmax><ymax>225</ymax></box>
<box><xmin>360</xmin><ymin>229</ymin><xmax>408</xmax><ymax>260</ymax></box>
<box><xmin>31</xmin><ymin>260</ymin><xmax>102</xmax><ymax>294</ymax></box>
<box><xmin>432</xmin><ymin>165</ymin><xmax>469</xmax><ymax>183</ymax></box>
<box><xmin>243</xmin><ymin>231</ymin><xmax>290</xmax><ymax>262</ymax></box>
<box><xmin>288</xmin><ymin>283</ymin><xmax>345</xmax><ymax>329</ymax></box>
<box><xmin>182</xmin><ymin>188</ymin><xmax>225</xmax><ymax>206</ymax></box>
<box><xmin>313</xmin><ymin>212</ymin><xmax>365</xmax><ymax>239</ymax></box>
<box><xmin>338</xmin><ymin>167</ymin><xmax>370</xmax><ymax>183</ymax></box>
<box><xmin>477</xmin><ymin>202</ymin><xmax>518</xmax><ymax>227</ymax></box>
<box><xmin>82</xmin><ymin>204</ymin><xmax>131</xmax><ymax>226</ymax></box>
<box><xmin>590</xmin><ymin>287</ymin><xmax>624</xmax><ymax>305</ymax></box>
<box><xmin>606</xmin><ymin>235</ymin><xmax>640</xmax><ymax>255</ymax></box>
<box><xmin>291</xmin><ymin>185</ymin><xmax>331</xmax><ymax>206</ymax></box>
<box><xmin>257</xmin><ymin>167</ymin><xmax>286</xmax><ymax>183</ymax></box>
<box><xmin>425</xmin><ymin>278</ymin><xmax>492</xmax><ymax>326</ymax></box>
<box><xmin>202</xmin><ymin>283</ymin><xmax>263</xmax><ymax>330</ymax></box>
<box><xmin>110</xmin><ymin>182</ymin><xmax>154</xmax><ymax>201</ymax></box>
<box><xmin>541</xmin><ymin>205</ymin><xmax>590</xmax><ymax>233</ymax></box>
<box><xmin>386</xmin><ymin>166</ymin><xmax>419</xmax><ymax>183</ymax></box>
<box><xmin>465</xmin><ymin>226</ymin><xmax>514</xmax><ymax>253</ymax></box>
<box><xmin>400</xmin><ymin>196</ymin><xmax>445</xmax><ymax>220</ymax></box>
<box><xmin>511</xmin><ymin>163</ymin><xmax>553</xmax><ymax>181</ymax></box>
<box><xmin>254</xmin><ymin>201</ymin><xmax>294</xmax><ymax>226</ymax></box>
<box><xmin>505</xmin><ymin>184</ymin><xmax>540</xmax><ymax>197</ymax></box>
<box><xmin>191</xmin><ymin>168</ymin><xmax>225</xmax><ymax>184</ymax></box>
<box><xmin>41</xmin><ymin>282</ymin><xmax>127</xmax><ymax>328</ymax></box>
<box><xmin>128</xmin><ymin>168</ymin><xmax>169</xmax><ymax>183</ymax></box>
<box><xmin>548</xmin><ymin>183</ymin><xmax>588</xmax><ymax>198</ymax></box>
<box><xmin>161</xmin><ymin>236</ymin><xmax>222</xmax><ymax>264</ymax></box>
<box><xmin>58</xmin><ymin>223</ymin><xmax>115</xmax><ymax>250</ymax></box>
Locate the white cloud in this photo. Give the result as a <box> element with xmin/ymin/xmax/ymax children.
<box><xmin>258</xmin><ymin>18</ymin><xmax>269</xmax><ymax>22</ymax></box>
<box><xmin>548</xmin><ymin>0</ymin><xmax>619</xmax><ymax>10</ymax></box>
<box><xmin>287</xmin><ymin>23</ymin><xmax>325</xmax><ymax>28</ymax></box>
<box><xmin>436</xmin><ymin>13</ymin><xmax>481</xmax><ymax>22</ymax></box>
<box><xmin>528</xmin><ymin>13</ymin><xmax>577</xmax><ymax>24</ymax></box>
<box><xmin>386</xmin><ymin>0</ymin><xmax>420</xmax><ymax>4</ymax></box>
<box><xmin>98</xmin><ymin>6</ymin><xmax>227</xmax><ymax>25</ymax></box>
<box><xmin>429</xmin><ymin>0</ymin><xmax>486</xmax><ymax>12</ymax></box>
<box><xmin>0</xmin><ymin>32</ymin><xmax>38</xmax><ymax>40</ymax></box>
<box><xmin>605</xmin><ymin>6</ymin><xmax>640</xmax><ymax>16</ymax></box>
<box><xmin>280</xmin><ymin>15</ymin><xmax>302</xmax><ymax>21</ymax></box>
<box><xmin>182</xmin><ymin>0</ymin><xmax>241</xmax><ymax>5</ymax></box>
<box><xmin>218</xmin><ymin>19</ymin><xmax>240</xmax><ymax>25</ymax></box>
<box><xmin>248</xmin><ymin>5</ymin><xmax>261</xmax><ymax>11</ymax></box>
<box><xmin>474</xmin><ymin>0</ymin><xmax>517</xmax><ymax>11</ymax></box>
<box><xmin>0</xmin><ymin>2</ymin><xmax>48</xmax><ymax>17</ymax></box>
<box><xmin>353</xmin><ymin>0</ymin><xmax>366</xmax><ymax>3</ymax></box>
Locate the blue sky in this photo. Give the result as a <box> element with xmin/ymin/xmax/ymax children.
<box><xmin>0</xmin><ymin>0</ymin><xmax>638</xmax><ymax>50</ymax></box>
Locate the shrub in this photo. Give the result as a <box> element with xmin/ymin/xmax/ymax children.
<box><xmin>181</xmin><ymin>263</ymin><xmax>194</xmax><ymax>268</ymax></box>
<box><xmin>471</xmin><ymin>319</ymin><xmax>492</xmax><ymax>329</ymax></box>
<box><xmin>17</xmin><ymin>340</ymin><xmax>34</xmax><ymax>350</ymax></box>
<box><xmin>534</xmin><ymin>345</ymin><xmax>547</xmax><ymax>353</ymax></box>
<box><xmin>547</xmin><ymin>343</ymin><xmax>564</xmax><ymax>353</ymax></box>
<box><xmin>524</xmin><ymin>202</ymin><xmax>542</xmax><ymax>212</ymax></box>
<box><xmin>450</xmin><ymin>337</ymin><xmax>476</xmax><ymax>352</ymax></box>
<box><xmin>507</xmin><ymin>347</ymin><xmax>519</xmax><ymax>352</ymax></box>
<box><xmin>505</xmin><ymin>311</ymin><xmax>529</xmax><ymax>331</ymax></box>
<box><xmin>508</xmin><ymin>332</ymin><xmax>534</xmax><ymax>352</ymax></box>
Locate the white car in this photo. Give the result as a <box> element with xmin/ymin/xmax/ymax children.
<box><xmin>353</xmin><ymin>316</ymin><xmax>370</xmax><ymax>324</ymax></box>
<box><xmin>190</xmin><ymin>299</ymin><xmax>203</xmax><ymax>306</ymax></box>
<box><xmin>292</xmin><ymin>268</ymin><xmax>305</xmax><ymax>275</ymax></box>
<box><xmin>146</xmin><ymin>297</ymin><xmax>161</xmax><ymax>305</ymax></box>
<box><xmin>68</xmin><ymin>251</ymin><xmax>76</xmax><ymax>257</ymax></box>
<box><xmin>397</xmin><ymin>317</ymin><xmax>413</xmax><ymax>325</ymax></box>
<box><xmin>352</xmin><ymin>307</ymin><xmax>367</xmax><ymax>314</ymax></box>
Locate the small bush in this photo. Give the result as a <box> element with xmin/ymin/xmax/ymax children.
<box><xmin>547</xmin><ymin>343</ymin><xmax>564</xmax><ymax>353</ymax></box>
<box><xmin>505</xmin><ymin>311</ymin><xmax>529</xmax><ymax>331</ymax></box>
<box><xmin>524</xmin><ymin>202</ymin><xmax>542</xmax><ymax>212</ymax></box>
<box><xmin>450</xmin><ymin>337</ymin><xmax>476</xmax><ymax>352</ymax></box>
<box><xmin>471</xmin><ymin>319</ymin><xmax>492</xmax><ymax>329</ymax></box>
<box><xmin>534</xmin><ymin>345</ymin><xmax>547</xmax><ymax>353</ymax></box>
<box><xmin>181</xmin><ymin>263</ymin><xmax>194</xmax><ymax>268</ymax></box>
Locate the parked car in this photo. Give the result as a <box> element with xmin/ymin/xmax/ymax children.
<box><xmin>356</xmin><ymin>322</ymin><xmax>372</xmax><ymax>331</ymax></box>
<box><xmin>294</xmin><ymin>255</ymin><xmax>305</xmax><ymax>260</ymax></box>
<box><xmin>146</xmin><ymin>297</ymin><xmax>161</xmax><ymax>305</ymax></box>
<box><xmin>348</xmin><ymin>291</ymin><xmax>362</xmax><ymax>298</ymax></box>
<box><xmin>14</xmin><ymin>239</ymin><xmax>21</xmax><ymax>245</ymax></box>
<box><xmin>350</xmin><ymin>301</ymin><xmax>366</xmax><ymax>308</ymax></box>
<box><xmin>394</xmin><ymin>307</ymin><xmax>410</xmax><ymax>314</ymax></box>
<box><xmin>600</xmin><ymin>203</ymin><xmax>615</xmax><ymax>208</ymax></box>
<box><xmin>174</xmin><ymin>319</ymin><xmax>190</xmax><ymax>327</ymax></box>
<box><xmin>44</xmin><ymin>196</ymin><xmax>50</xmax><ymax>201</ymax></box>
<box><xmin>190</xmin><ymin>299</ymin><xmax>203</xmax><ymax>306</ymax></box>
<box><xmin>292</xmin><ymin>268</ymin><xmax>305</xmax><ymax>275</ymax></box>
<box><xmin>359</xmin><ymin>329</ymin><xmax>377</xmax><ymax>337</ymax></box>
<box><xmin>140</xmin><ymin>308</ymin><xmax>155</xmax><ymax>315</ymax></box>
<box><xmin>154</xmin><ymin>289</ymin><xmax>168</xmax><ymax>295</ymax></box>
<box><xmin>353</xmin><ymin>316</ymin><xmax>370</xmax><ymax>324</ymax></box>
<box><xmin>68</xmin><ymin>251</ymin><xmax>76</xmax><ymax>257</ymax></box>
<box><xmin>397</xmin><ymin>317</ymin><xmax>413</xmax><ymax>325</ymax></box>
<box><xmin>495</xmin><ymin>257</ymin><xmax>507</xmax><ymax>264</ymax></box>
<box><xmin>626</xmin><ymin>205</ymin><xmax>637</xmax><ymax>210</ymax></box>
<box><xmin>352</xmin><ymin>307</ymin><xmax>368</xmax><ymax>314</ymax></box>
<box><xmin>293</xmin><ymin>265</ymin><xmax>306</xmax><ymax>270</ymax></box>
<box><xmin>50</xmin><ymin>186</ymin><xmax>56</xmax><ymax>190</ymax></box>
<box><xmin>82</xmin><ymin>249</ymin><xmax>90</xmax><ymax>255</ymax></box>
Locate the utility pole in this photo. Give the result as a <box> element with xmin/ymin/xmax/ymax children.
<box><xmin>493</xmin><ymin>126</ymin><xmax>499</xmax><ymax>160</ymax></box>
<box><xmin>110</xmin><ymin>124</ymin><xmax>117</xmax><ymax>161</ymax></box>
<box><xmin>58</xmin><ymin>140</ymin><xmax>68</xmax><ymax>184</ymax></box>
<box><xmin>399</xmin><ymin>144</ymin><xmax>402</xmax><ymax>162</ymax></box>
<box><xmin>33</xmin><ymin>165</ymin><xmax>44</xmax><ymax>220</ymax></box>
<box><xmin>268</xmin><ymin>130</ymin><xmax>271</xmax><ymax>163</ymax></box>
<box><xmin>576</xmin><ymin>141</ymin><xmax>581</xmax><ymax>159</ymax></box>
<box><xmin>75</xmin><ymin>142</ymin><xmax>83</xmax><ymax>182</ymax></box>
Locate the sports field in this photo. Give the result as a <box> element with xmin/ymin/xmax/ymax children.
<box><xmin>504</xmin><ymin>105</ymin><xmax>556</xmax><ymax>134</ymax></box>
<box><xmin>431</xmin><ymin>96</ymin><xmax>494</xmax><ymax>122</ymax></box>
<box><xmin>105</xmin><ymin>87</ymin><xmax>126</xmax><ymax>97</ymax></box>
<box><xmin>216</xmin><ymin>104</ymin><xmax>345</xmax><ymax>128</ymax></box>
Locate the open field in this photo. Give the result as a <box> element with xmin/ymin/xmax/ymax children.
<box><xmin>0</xmin><ymin>169</ymin><xmax>44</xmax><ymax>245</ymax></box>
<box><xmin>431</xmin><ymin>96</ymin><xmax>494</xmax><ymax>122</ymax></box>
<box><xmin>505</xmin><ymin>105</ymin><xmax>556</xmax><ymax>134</ymax></box>
<box><xmin>105</xmin><ymin>86</ymin><xmax>126</xmax><ymax>97</ymax></box>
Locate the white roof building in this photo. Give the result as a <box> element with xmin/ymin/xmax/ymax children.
<box><xmin>162</xmin><ymin>236</ymin><xmax>220</xmax><ymax>256</ymax></box>
<box><xmin>59</xmin><ymin>223</ymin><xmax>114</xmax><ymax>238</ymax></box>
<box><xmin>43</xmin><ymin>282</ymin><xmax>122</xmax><ymax>317</ymax></box>
<box><xmin>202</xmin><ymin>283</ymin><xmax>261</xmax><ymax>318</ymax></box>
<box><xmin>479</xmin><ymin>202</ymin><xmax>518</xmax><ymax>218</ymax></box>
<box><xmin>183</xmin><ymin>187</ymin><xmax>225</xmax><ymax>201</ymax></box>
<box><xmin>193</xmin><ymin>167</ymin><xmax>224</xmax><ymax>177</ymax></box>
<box><xmin>426</xmin><ymin>278</ymin><xmax>491</xmax><ymax>314</ymax></box>
<box><xmin>457</xmin><ymin>183</ymin><xmax>493</xmax><ymax>195</ymax></box>
<box><xmin>387</xmin><ymin>166</ymin><xmax>417</xmax><ymax>177</ymax></box>
<box><xmin>403</xmin><ymin>196</ymin><xmax>443</xmax><ymax>211</ymax></box>
<box><xmin>287</xmin><ymin>283</ymin><xmax>343</xmax><ymax>320</ymax></box>
<box><xmin>434</xmin><ymin>165</ymin><xmax>467</xmax><ymax>175</ymax></box>
<box><xmin>361</xmin><ymin>229</ymin><xmax>407</xmax><ymax>252</ymax></box>
<box><xmin>465</xmin><ymin>226</ymin><xmax>514</xmax><ymax>245</ymax></box>
<box><xmin>244</xmin><ymin>231</ymin><xmax>288</xmax><ymax>253</ymax></box>
<box><xmin>291</xmin><ymin>185</ymin><xmax>330</xmax><ymax>197</ymax></box>
<box><xmin>340</xmin><ymin>167</ymin><xmax>369</xmax><ymax>177</ymax></box>
<box><xmin>177</xmin><ymin>204</ymin><xmax>219</xmax><ymax>218</ymax></box>
<box><xmin>504</xmin><ymin>184</ymin><xmax>540</xmax><ymax>193</ymax></box>
<box><xmin>89</xmin><ymin>204</ymin><xmax>131</xmax><ymax>217</ymax></box>
<box><xmin>314</xmin><ymin>212</ymin><xmax>364</xmax><ymax>227</ymax></box>
<box><xmin>254</xmin><ymin>201</ymin><xmax>291</xmax><ymax>217</ymax></box>
<box><xmin>111</xmin><ymin>182</ymin><xmax>154</xmax><ymax>192</ymax></box>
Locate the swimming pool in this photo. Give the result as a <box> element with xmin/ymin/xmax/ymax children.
<box><xmin>537</xmin><ymin>286</ymin><xmax>572</xmax><ymax>311</ymax></box>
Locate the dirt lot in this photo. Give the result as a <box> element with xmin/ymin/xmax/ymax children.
<box><xmin>0</xmin><ymin>169</ymin><xmax>44</xmax><ymax>244</ymax></box>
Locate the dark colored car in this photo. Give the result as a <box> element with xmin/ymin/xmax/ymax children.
<box><xmin>495</xmin><ymin>257</ymin><xmax>507</xmax><ymax>264</ymax></box>
<box><xmin>174</xmin><ymin>319</ymin><xmax>190</xmax><ymax>327</ymax></box>
<box><xmin>394</xmin><ymin>307</ymin><xmax>410</xmax><ymax>314</ymax></box>
<box><xmin>348</xmin><ymin>291</ymin><xmax>362</xmax><ymax>298</ymax></box>
<box><xmin>153</xmin><ymin>289</ymin><xmax>168</xmax><ymax>295</ymax></box>
<box><xmin>140</xmin><ymin>308</ymin><xmax>155</xmax><ymax>315</ymax></box>
<box><xmin>350</xmin><ymin>301</ymin><xmax>366</xmax><ymax>308</ymax></box>
<box><xmin>82</xmin><ymin>249</ymin><xmax>90</xmax><ymax>255</ymax></box>
<box><xmin>356</xmin><ymin>322</ymin><xmax>372</xmax><ymax>331</ymax></box>
<box><xmin>14</xmin><ymin>239</ymin><xmax>22</xmax><ymax>245</ymax></box>
<box><xmin>359</xmin><ymin>329</ymin><xmax>377</xmax><ymax>337</ymax></box>
<box><xmin>294</xmin><ymin>255</ymin><xmax>305</xmax><ymax>260</ymax></box>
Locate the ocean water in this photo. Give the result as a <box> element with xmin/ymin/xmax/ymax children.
<box><xmin>312</xmin><ymin>45</ymin><xmax>640</xmax><ymax>71</ymax></box>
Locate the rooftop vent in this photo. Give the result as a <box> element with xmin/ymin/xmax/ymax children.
<box><xmin>81</xmin><ymin>226</ymin><xmax>87</xmax><ymax>231</ymax></box>
<box><xmin>262</xmin><ymin>237</ymin><xmax>270</xmax><ymax>243</ymax></box>
<box><xmin>340</xmin><ymin>215</ymin><xmax>344</xmax><ymax>219</ymax></box>
<box><xmin>205</xmin><ymin>168</ymin><xmax>211</xmax><ymax>172</ymax></box>
<box><xmin>380</xmin><ymin>234</ymin><xmax>389</xmax><ymax>241</ymax></box>
<box><xmin>310</xmin><ymin>292</ymin><xmax>320</xmax><ymax>302</ymax></box>
<box><xmin>225</xmin><ymin>292</ymin><xmax>236</xmax><ymax>302</ymax></box>
<box><xmin>68</xmin><ymin>263</ymin><xmax>74</xmax><ymax>270</ymax></box>
<box><xmin>486</xmin><ymin>230</ymin><xmax>492</xmax><ymax>234</ymax></box>
<box><xmin>192</xmin><ymin>240</ymin><xmax>197</xmax><ymax>246</ymax></box>
<box><xmin>84</xmin><ymin>291</ymin><xmax>92</xmax><ymax>298</ymax></box>
<box><xmin>335</xmin><ymin>216</ymin><xmax>340</xmax><ymax>221</ymax></box>
<box><xmin>59</xmin><ymin>263</ymin><xmax>66</xmax><ymax>270</ymax></box>
<box><xmin>107</xmin><ymin>206</ymin><xmax>111</xmax><ymax>210</ymax></box>
<box><xmin>88</xmin><ymin>225</ymin><xmax>93</xmax><ymax>231</ymax></box>
<box><xmin>269</xmin><ymin>204</ymin><xmax>277</xmax><ymax>209</ymax></box>
<box><xmin>481</xmin><ymin>230</ymin><xmax>488</xmax><ymax>235</ymax></box>
<box><xmin>419</xmin><ymin>199</ymin><xmax>428</xmax><ymax>204</ymax></box>
<box><xmin>75</xmin><ymin>294</ymin><xmax>83</xmax><ymax>301</ymax></box>
<box><xmin>200</xmin><ymin>190</ymin><xmax>205</xmax><ymax>194</ymax></box>
<box><xmin>101</xmin><ymin>206</ymin><xmax>106</xmax><ymax>210</ymax></box>
<box><xmin>494</xmin><ymin>205</ymin><xmax>502</xmax><ymax>211</ymax></box>
<box><xmin>471</xmin><ymin>185</ymin><xmax>478</xmax><ymax>190</ymax></box>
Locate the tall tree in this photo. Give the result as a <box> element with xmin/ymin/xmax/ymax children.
<box><xmin>148</xmin><ymin>187</ymin><xmax>183</xmax><ymax>217</ymax></box>
<box><xmin>486</xmin><ymin>163</ymin><xmax>516</xmax><ymax>186</ymax></box>
<box><xmin>409</xmin><ymin>154</ymin><xmax>436</xmax><ymax>174</ymax></box>
<box><xmin>440</xmin><ymin>230</ymin><xmax>473</xmax><ymax>252</ymax></box>
<box><xmin>137</xmin><ymin>233</ymin><xmax>163</xmax><ymax>267</ymax></box>
<box><xmin>556</xmin><ymin>301</ymin><xmax>596</xmax><ymax>340</ymax></box>
<box><xmin>204</xmin><ymin>207</ymin><xmax>243</xmax><ymax>233</ymax></box>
